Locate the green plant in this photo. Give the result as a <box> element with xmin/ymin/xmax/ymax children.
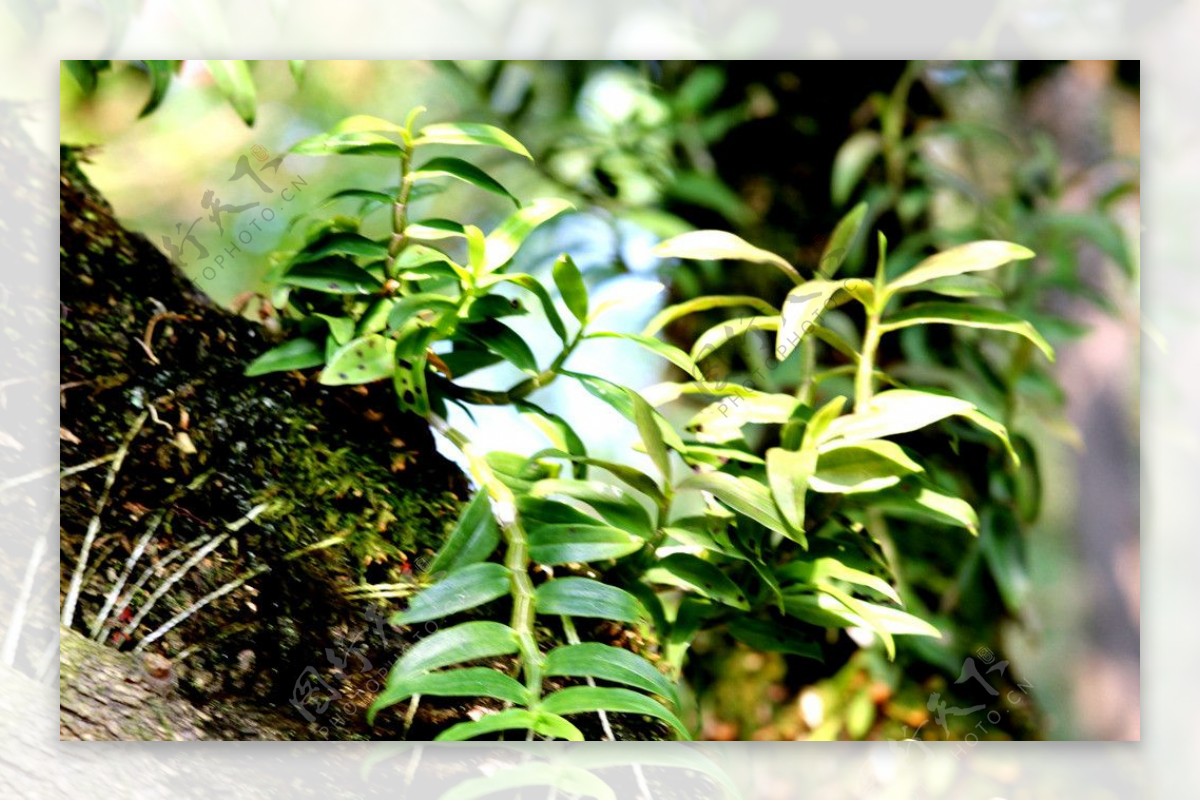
<box><xmin>246</xmin><ymin>107</ymin><xmax>1052</xmax><ymax>741</ymax></box>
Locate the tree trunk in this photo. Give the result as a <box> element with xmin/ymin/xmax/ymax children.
<box><xmin>58</xmin><ymin>146</ymin><xmax>467</xmax><ymax>740</ymax></box>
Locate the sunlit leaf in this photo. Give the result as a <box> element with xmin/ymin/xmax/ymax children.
<box><xmin>552</xmin><ymin>253</ymin><xmax>588</xmax><ymax>322</ymax></box>
<box><xmin>653</xmin><ymin>230</ymin><xmax>798</xmax><ymax>282</ymax></box>
<box><xmin>320</xmin><ymin>334</ymin><xmax>395</xmax><ymax>385</ymax></box>
<box><xmin>809</xmin><ymin>440</ymin><xmax>923</xmax><ymax>494</ymax></box>
<box><xmin>588</xmin><ymin>332</ymin><xmax>704</xmax><ymax>382</ymax></box>
<box><xmin>677</xmin><ymin>472</ymin><xmax>794</xmax><ymax>541</ymax></box>
<box><xmin>641</xmin><ymin>295</ymin><xmax>778</xmax><ymax>337</ymax></box>
<box><xmin>282</xmin><ymin>257</ymin><xmax>383</xmax><ymax>294</ymax></box>
<box><xmin>428</xmin><ymin>491</ymin><xmax>500</xmax><ymax>575</ymax></box>
<box><xmin>819</xmin><ymin>201</ymin><xmax>868</xmax><ymax>277</ymax></box>
<box><xmin>369</xmin><ymin>667</ymin><xmax>529</xmax><ymax>726</ymax></box>
<box><xmin>644</xmin><ymin>553</ymin><xmax>749</xmax><ymax>611</ymax></box>
<box><xmin>527</xmin><ymin>524</ymin><xmax>644</xmax><ymax>565</ymax></box>
<box><xmin>545</xmin><ymin>643</ymin><xmax>679</xmax><ymax>706</ymax></box>
<box><xmin>690</xmin><ymin>315</ymin><xmax>780</xmax><ymax>362</ymax></box>
<box><xmin>414</xmin><ymin>122</ymin><xmax>532</xmax><ymax>159</ymax></box>
<box><xmin>885</xmin><ymin>241</ymin><xmax>1035</xmax><ymax>297</ymax></box>
<box><xmin>389</xmin><ymin>620</ymin><xmax>519</xmax><ymax>677</ymax></box>
<box><xmin>483</xmin><ymin>198</ymin><xmax>574</xmax><ymax>273</ymax></box>
<box><xmin>541</xmin><ymin>686</ymin><xmax>691</xmax><ymax>740</ymax></box>
<box><xmin>766</xmin><ymin>447</ymin><xmax>815</xmax><ymax>541</ymax></box>
<box><xmin>880</xmin><ymin>302</ymin><xmax>1055</xmax><ymax>361</ymax></box>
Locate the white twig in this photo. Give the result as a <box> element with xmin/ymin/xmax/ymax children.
<box><xmin>2</xmin><ymin>528</ymin><xmax>47</xmax><ymax>666</ymax></box>
<box><xmin>61</xmin><ymin>411</ymin><xmax>147</xmax><ymax>629</ymax></box>
<box><xmin>97</xmin><ymin>531</ymin><xmax>213</xmax><ymax>644</ymax></box>
<box><xmin>120</xmin><ymin>502</ymin><xmax>270</xmax><ymax>639</ymax></box>
<box><xmin>90</xmin><ymin>509</ymin><xmax>169</xmax><ymax>640</ymax></box>
<box><xmin>134</xmin><ymin>564</ymin><xmax>270</xmax><ymax>653</ymax></box>
<box><xmin>59</xmin><ymin>452</ymin><xmax>117</xmax><ymax>479</ymax></box>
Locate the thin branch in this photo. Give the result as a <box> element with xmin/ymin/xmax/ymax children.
<box><xmin>134</xmin><ymin>564</ymin><xmax>270</xmax><ymax>653</ymax></box>
<box><xmin>89</xmin><ymin>508</ymin><xmax>170</xmax><ymax>640</ymax></box>
<box><xmin>61</xmin><ymin>411</ymin><xmax>148</xmax><ymax>629</ymax></box>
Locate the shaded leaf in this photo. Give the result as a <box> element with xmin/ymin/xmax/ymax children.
<box><xmin>244</xmin><ymin>337</ymin><xmax>324</xmax><ymax>376</ymax></box>
<box><xmin>392</xmin><ymin>563</ymin><xmax>511</xmax><ymax>625</ymax></box>
<box><xmin>545</xmin><ymin>643</ymin><xmax>679</xmax><ymax>706</ymax></box>
<box><xmin>880</xmin><ymin>302</ymin><xmax>1055</xmax><ymax>361</ymax></box>
<box><xmin>831</xmin><ymin>131</ymin><xmax>881</xmax><ymax>207</ymax></box>
<box><xmin>552</xmin><ymin>253</ymin><xmax>588</xmax><ymax>322</ymax></box>
<box><xmin>527</xmin><ymin>524</ymin><xmax>644</xmax><ymax>565</ymax></box>
<box><xmin>320</xmin><ymin>334</ymin><xmax>395</xmax><ymax>386</ymax></box>
<box><xmin>369</xmin><ymin>668</ymin><xmax>528</xmax><ymax>725</ymax></box>
<box><xmin>283</xmin><ymin>257</ymin><xmax>383</xmax><ymax>295</ymax></box>
<box><xmin>541</xmin><ymin>686</ymin><xmax>690</xmax><ymax>740</ymax></box>
<box><xmin>644</xmin><ymin>553</ymin><xmax>749</xmax><ymax>611</ymax></box>
<box><xmin>411</xmin><ymin>156</ymin><xmax>518</xmax><ymax>206</ymax></box>
<box><xmin>642</xmin><ymin>294</ymin><xmax>778</xmax><ymax>337</ymax></box>
<box><xmin>428</xmin><ymin>491</ymin><xmax>500</xmax><ymax>575</ymax></box>
<box><xmin>819</xmin><ymin>201</ymin><xmax>868</xmax><ymax>277</ymax></box>
<box><xmin>727</xmin><ymin>616</ymin><xmax>823</xmax><ymax>661</ymax></box>
<box><xmin>389</xmin><ymin>620</ymin><xmax>519</xmax><ymax>677</ymax></box>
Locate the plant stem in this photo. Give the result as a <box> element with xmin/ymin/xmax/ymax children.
<box><xmin>855</xmin><ymin>306</ymin><xmax>882</xmax><ymax>412</ymax></box>
<box><xmin>385</xmin><ymin>147</ymin><xmax>415</xmax><ymax>281</ymax></box>
<box><xmin>431</xmin><ymin>417</ymin><xmax>542</xmax><ymax>700</ymax></box>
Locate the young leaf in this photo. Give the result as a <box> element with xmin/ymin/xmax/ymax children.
<box><xmin>389</xmin><ymin>620</ymin><xmax>519</xmax><ymax>677</ymax></box>
<box><xmin>206</xmin><ymin>60</ymin><xmax>256</xmax><ymax>126</ymax></box>
<box><xmin>641</xmin><ymin>295</ymin><xmax>779</xmax><ymax>337</ymax></box>
<box><xmin>244</xmin><ymin>337</ymin><xmax>324</xmax><ymax>376</ymax></box>
<box><xmin>540</xmin><ymin>686</ymin><xmax>691</xmax><ymax>740</ymax></box>
<box><xmin>544</xmin><ymin>643</ymin><xmax>679</xmax><ymax>706</ymax></box>
<box><xmin>414</xmin><ymin>122</ymin><xmax>532</xmax><ymax>159</ymax></box>
<box><xmin>427</xmin><ymin>491</ymin><xmax>500</xmax><ymax>576</ymax></box>
<box><xmin>819</xmin><ymin>201</ymin><xmax>868</xmax><ymax>277</ymax></box>
<box><xmin>653</xmin><ymin>230</ymin><xmax>798</xmax><ymax>282</ymax></box>
<box><xmin>368</xmin><ymin>667</ymin><xmax>529</xmax><ymax>725</ymax></box>
<box><xmin>690</xmin><ymin>316</ymin><xmax>780</xmax><ymax>362</ymax></box>
<box><xmin>587</xmin><ymin>332</ymin><xmax>704</xmax><ymax>382</ymax></box>
<box><xmin>320</xmin><ymin>334</ymin><xmax>396</xmax><ymax>386</ymax></box>
<box><xmin>631</xmin><ymin>391</ymin><xmax>672</xmax><ymax>485</ymax></box>
<box><xmin>392</xmin><ymin>562</ymin><xmax>512</xmax><ymax>626</ymax></box>
<box><xmin>282</xmin><ymin>257</ymin><xmax>383</xmax><ymax>294</ymax></box>
<box><xmin>879</xmin><ymin>302</ymin><xmax>1055</xmax><ymax>361</ymax></box>
<box><xmin>868</xmin><ymin>486</ymin><xmax>979</xmax><ymax>534</ymax></box>
<box><xmin>677</xmin><ymin>472</ymin><xmax>796</xmax><ymax>543</ymax></box>
<box><xmin>535</xmin><ymin>577</ymin><xmax>644</xmax><ymax>623</ymax></box>
<box><xmin>552</xmin><ymin>253</ymin><xmax>589</xmax><ymax>322</ymax></box>
<box><xmin>809</xmin><ymin>441</ymin><xmax>923</xmax><ymax>494</ymax></box>
<box><xmin>435</xmin><ymin>709</ymin><xmax>584</xmax><ymax>742</ymax></box>
<box><xmin>765</xmin><ymin>446</ymin><xmax>815</xmax><ymax>541</ymax></box>
<box><xmin>410</xmin><ymin>156</ymin><xmax>519</xmax><ymax>206</ymax></box>
<box><xmin>644</xmin><ymin>553</ymin><xmax>750</xmax><ymax>611</ymax></box>
<box><xmin>777</xmin><ymin>280</ymin><xmax>867</xmax><ymax>361</ymax></box>
<box><xmin>885</xmin><ymin>241</ymin><xmax>1035</xmax><ymax>297</ymax></box>
<box><xmin>483</xmin><ymin>198</ymin><xmax>574</xmax><ymax>273</ymax></box>
<box><xmin>527</xmin><ymin>524</ymin><xmax>645</xmax><ymax>565</ymax></box>
<box><xmin>819</xmin><ymin>389</ymin><xmax>977</xmax><ymax>446</ymax></box>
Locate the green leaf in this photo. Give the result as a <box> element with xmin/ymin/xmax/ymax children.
<box><xmin>552</xmin><ymin>253</ymin><xmax>588</xmax><ymax>322</ymax></box>
<box><xmin>667</xmin><ymin>171</ymin><xmax>755</xmax><ymax>227</ymax></box>
<box><xmin>831</xmin><ymin>131</ymin><xmax>881</xmax><ymax>206</ymax></box>
<box><xmin>686</xmin><ymin>392</ymin><xmax>798</xmax><ymax>444</ymax></box>
<box><xmin>205</xmin><ymin>60</ymin><xmax>256</xmax><ymax>126</ymax></box>
<box><xmin>390</xmin><ymin>620</ymin><xmax>519</xmax><ymax>677</ymax></box>
<box><xmin>65</xmin><ymin>60</ymin><xmax>102</xmax><ymax>94</ymax></box>
<box><xmin>282</xmin><ymin>257</ymin><xmax>383</xmax><ymax>294</ymax></box>
<box><xmin>292</xmin><ymin>231</ymin><xmax>388</xmax><ymax>264</ymax></box>
<box><xmin>914</xmin><ymin>274</ymin><xmax>1003</xmax><ymax>299</ymax></box>
<box><xmin>517</xmin><ymin>405</ymin><xmax>587</xmax><ymax>476</ymax></box>
<box><xmin>568</xmin><ymin>372</ymin><xmax>687</xmax><ymax>452</ymax></box>
<box><xmin>528</xmin><ymin>450</ymin><xmax>667</xmax><ymax>508</ymax></box>
<box><xmin>544</xmin><ymin>643</ymin><xmax>679</xmax><ymax>706</ymax></box>
<box><xmin>386</xmin><ymin>293</ymin><xmax>458</xmax><ymax>332</ymax></box>
<box><xmin>777</xmin><ymin>557</ymin><xmax>900</xmax><ymax>605</ymax></box>
<box><xmin>369</xmin><ymin>667</ymin><xmax>529</xmax><ymax>725</ymax></box>
<box><xmin>819</xmin><ymin>201</ymin><xmax>868</xmax><ymax>277</ymax></box>
<box><xmin>641</xmin><ymin>295</ymin><xmax>778</xmax><ymax>337</ymax></box>
<box><xmin>885</xmin><ymin>240</ymin><xmax>1035</xmax><ymax>297</ymax></box>
<box><xmin>407</xmin><ymin>218</ymin><xmax>467</xmax><ymax>241</ymax></box>
<box><xmin>587</xmin><ymin>332</ymin><xmax>704</xmax><ymax>382</ymax></box>
<box><xmin>244</xmin><ymin>337</ymin><xmax>324</xmax><ymax>376</ymax></box>
<box><xmin>313</xmin><ymin>314</ymin><xmax>355</xmax><ymax>345</ymax></box>
<box><xmin>541</xmin><ymin>686</ymin><xmax>691</xmax><ymax>740</ymax></box>
<box><xmin>414</xmin><ymin>122</ymin><xmax>532</xmax><ymax>159</ymax></box>
<box><xmin>483</xmin><ymin>198</ymin><xmax>574</xmax><ymax>273</ymax></box>
<box><xmin>535</xmin><ymin>577</ymin><xmax>643</xmax><ymax>623</ymax></box>
<box><xmin>410</xmin><ymin>156</ymin><xmax>518</xmax><ymax>206</ymax></box>
<box><xmin>320</xmin><ymin>334</ymin><xmax>395</xmax><ymax>386</ymax></box>
<box><xmin>766</xmin><ymin>447</ymin><xmax>815</xmax><ymax>541</ymax></box>
<box><xmin>528</xmin><ymin>524</ymin><xmax>644</xmax><ymax>565</ymax></box>
<box><xmin>644</xmin><ymin>552</ymin><xmax>749</xmax><ymax>611</ymax></box>
<box><xmin>819</xmin><ymin>389</ymin><xmax>977</xmax><ymax>446</ymax></box>
<box><xmin>290</xmin><ymin>115</ymin><xmax>406</xmax><ymax>157</ymax></box>
<box><xmin>631</xmin><ymin>391</ymin><xmax>672</xmax><ymax>485</ymax></box>
<box><xmin>428</xmin><ymin>491</ymin><xmax>500</xmax><ymax>575</ymax></box>
<box><xmin>462</xmin><ymin>320</ymin><xmax>539</xmax><ymax>374</ymax></box>
<box><xmin>139</xmin><ymin>60</ymin><xmax>174</xmax><ymax>118</ymax></box>
<box><xmin>869</xmin><ymin>486</ymin><xmax>979</xmax><ymax>534</ymax></box>
<box><xmin>727</xmin><ymin>616</ymin><xmax>823</xmax><ymax>661</ymax></box>
<box><xmin>288</xmin><ymin>60</ymin><xmax>305</xmax><ymax>84</ymax></box>
<box><xmin>392</xmin><ymin>563</ymin><xmax>512</xmax><ymax>626</ymax></box>
<box><xmin>435</xmin><ymin>709</ymin><xmax>584</xmax><ymax>742</ymax></box>
<box><xmin>880</xmin><ymin>302</ymin><xmax>1055</xmax><ymax>361</ymax></box>
<box><xmin>483</xmin><ymin>273</ymin><xmax>568</xmax><ymax>344</ymax></box>
<box><xmin>809</xmin><ymin>440</ymin><xmax>923</xmax><ymax>494</ymax></box>
<box><xmin>673</xmin><ymin>64</ymin><xmax>726</xmax><ymax>114</ymax></box>
<box><xmin>777</xmin><ymin>280</ymin><xmax>868</xmax><ymax>361</ymax></box>
<box><xmin>531</xmin><ymin>478</ymin><xmax>653</xmax><ymax>538</ymax></box>
<box><xmin>653</xmin><ymin>230</ymin><xmax>798</xmax><ymax>282</ymax></box>
<box><xmin>677</xmin><ymin>472</ymin><xmax>793</xmax><ymax>541</ymax></box>
<box><xmin>317</xmin><ymin>187</ymin><xmax>394</xmax><ymax>215</ymax></box>
<box><xmin>690</xmin><ymin>316</ymin><xmax>780</xmax><ymax>362</ymax></box>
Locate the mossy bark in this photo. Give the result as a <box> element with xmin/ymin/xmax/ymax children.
<box><xmin>58</xmin><ymin>147</ymin><xmax>468</xmax><ymax>740</ymax></box>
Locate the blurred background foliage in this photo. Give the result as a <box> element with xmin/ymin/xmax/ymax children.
<box><xmin>61</xmin><ymin>59</ymin><xmax>1139</xmax><ymax>740</ymax></box>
